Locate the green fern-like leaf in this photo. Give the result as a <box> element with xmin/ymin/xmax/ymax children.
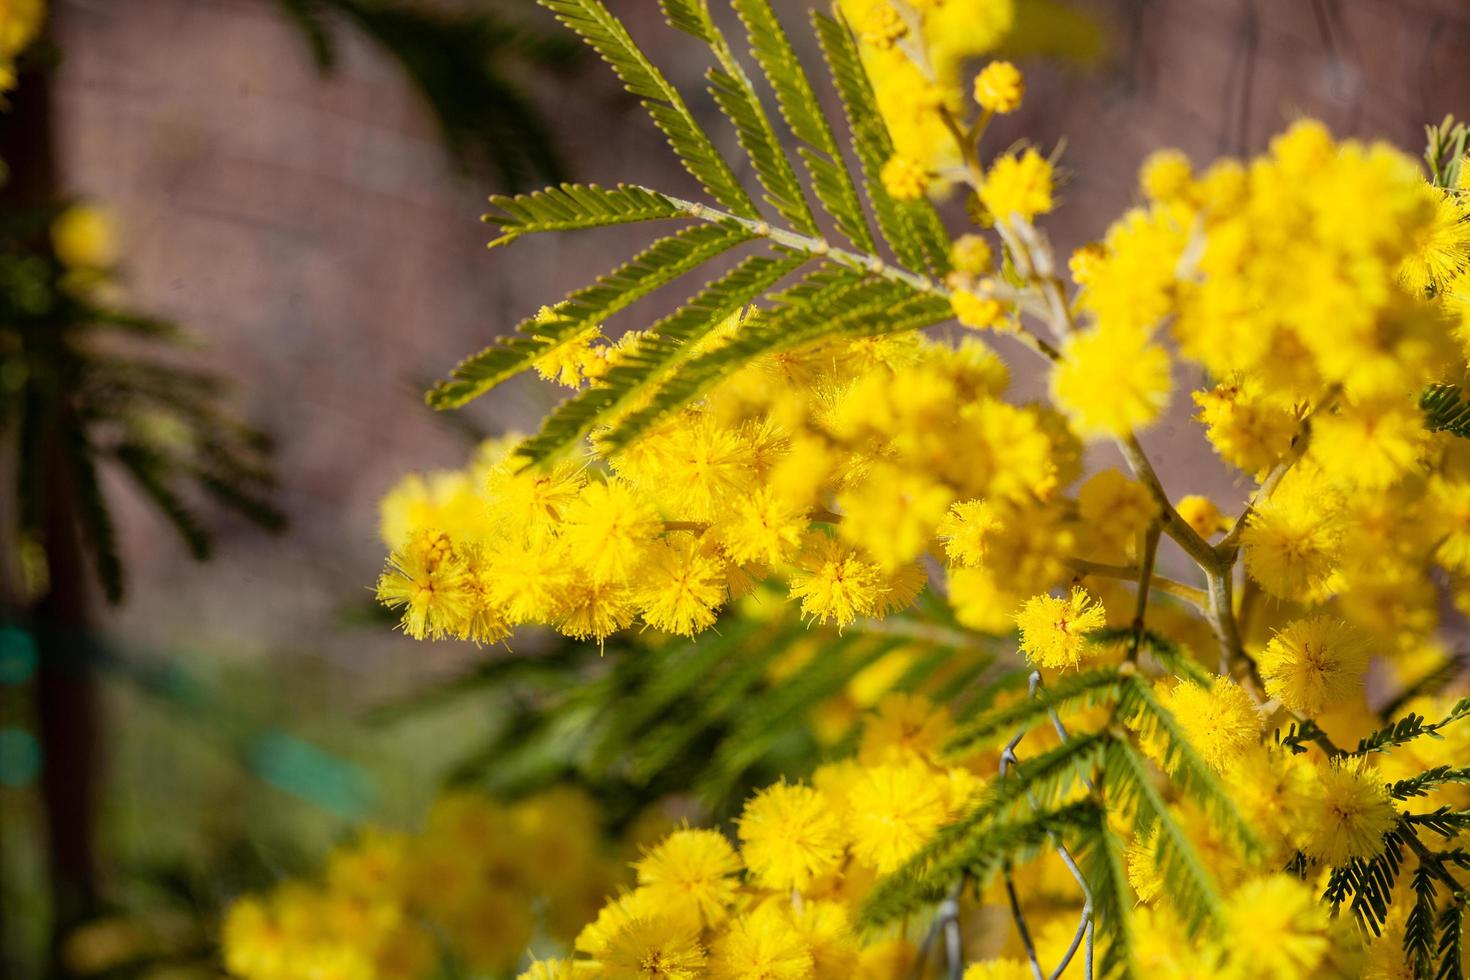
<box><xmin>514</xmin><ymin>252</ymin><xmax>806</xmax><ymax>463</ymax></box>
<box><xmin>661</xmin><ymin>0</ymin><xmax>819</xmax><ymax>235</ymax></box>
<box><xmin>1102</xmin><ymin>738</ymin><xmax>1224</xmax><ymax>938</ymax></box>
<box><xmin>1438</xmin><ymin>898</ymin><xmax>1466</xmax><ymax>980</ymax></box>
<box><xmin>429</xmin><ymin>222</ymin><xmax>750</xmax><ymax>408</ymax></box>
<box><xmin>860</xmin><ymin>731</ymin><xmax>1109</xmax><ymax>927</ymax></box>
<box><xmin>1422</xmin><ymin>383</ymin><xmax>1470</xmax><ymax>438</ymax></box>
<box><xmin>1115</xmin><ymin>674</ymin><xmax>1258</xmax><ymax>853</ymax></box>
<box><xmin>1408</xmin><ymin>865</ymin><xmax>1440</xmax><ymax>975</ymax></box>
<box><xmin>731</xmin><ymin>0</ymin><xmax>876</xmax><ymax>252</ymax></box>
<box><xmin>483</xmin><ymin>183</ymin><xmax>688</xmax><ymax>247</ymax></box>
<box><xmin>1076</xmin><ymin>808</ymin><xmax>1138</xmax><ymax>980</ymax></box>
<box><xmin>812</xmin><ymin>9</ymin><xmax>950</xmax><ymax>275</ymax></box>
<box><xmin>943</xmin><ymin>667</ymin><xmax>1121</xmax><ymax>756</ymax></box>
<box><xmin>540</xmin><ymin>0</ymin><xmax>756</xmax><ymax>217</ymax></box>
<box><xmin>861</xmin><ymin>799</ymin><xmax>1103</xmax><ymax>928</ymax></box>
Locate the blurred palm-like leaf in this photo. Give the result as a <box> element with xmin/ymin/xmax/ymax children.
<box><xmin>274</xmin><ymin>0</ymin><xmax>582</xmax><ymax>189</ymax></box>
<box><xmin>0</xmin><ymin>205</ymin><xmax>285</xmax><ymax>604</ymax></box>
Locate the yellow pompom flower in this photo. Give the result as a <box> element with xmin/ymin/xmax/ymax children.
<box><xmin>787</xmin><ymin>533</ymin><xmax>884</xmax><ymax>628</ymax></box>
<box><xmin>1175</xmin><ymin>495</ymin><xmax>1226</xmax><ymax>540</ymax></box>
<box><xmin>1309</xmin><ymin>396</ymin><xmax>1429</xmax><ymax>491</ymax></box>
<box><xmin>1051</xmin><ymin>325</ymin><xmax>1172</xmax><ymax>438</ymax></box>
<box><xmin>950</xmin><ymin>233</ymin><xmax>994</xmax><ymax>275</ymax></box>
<box><xmin>737</xmin><ymin>782</ymin><xmax>845</xmax><ymax>893</ymax></box>
<box><xmin>634</xmin><ymin>828</ymin><xmax>742</xmax><ymax>929</ymax></box>
<box><xmin>634</xmin><ymin>538</ymin><xmax>726</xmax><ymax>637</ymax></box>
<box><xmin>1257</xmin><ymin>616</ymin><xmax>1367</xmax><ymax>717</ymax></box>
<box><xmin>558</xmin><ymin>577</ymin><xmax>638</xmax><ymax>644</ymax></box>
<box><xmin>1138</xmin><ymin>149</ymin><xmax>1193</xmax><ymax>204</ymax></box>
<box><xmin>560</xmin><ymin>479</ymin><xmax>661</xmax><ymax>584</ymax></box>
<box><xmin>723</xmin><ymin>488</ymin><xmax>808</xmax><ymax>566</ymax></box>
<box><xmin>376</xmin><ymin>530</ymin><xmax>472</xmax><ymax>640</ymax></box>
<box><xmin>1014</xmin><ymin>587</ymin><xmax>1107</xmax><ymax>670</ymax></box>
<box><xmin>847</xmin><ymin>762</ymin><xmax>950</xmax><ymax>873</ymax></box>
<box><xmin>1125</xmin><ymin>829</ymin><xmax>1163</xmax><ymax>903</ymax></box>
<box><xmin>950</xmin><ymin>285</ymin><xmax>1005</xmax><ymax>330</ymax></box>
<box><xmin>1067</xmin><ymin>242</ymin><xmax>1106</xmax><ymax>285</ymax></box>
<box><xmin>859</xmin><ymin>692</ymin><xmax>953</xmax><ymax>766</ymax></box>
<box><xmin>599</xmin><ymin>916</ymin><xmax>706</xmax><ymax>980</ymax></box>
<box><xmin>858</xmin><ymin>1</ymin><xmax>907</xmax><ymax>49</ymax></box>
<box><xmin>1240</xmin><ymin>480</ymin><xmax>1342</xmax><ymax>601</ymax></box>
<box><xmin>937</xmin><ymin>499</ymin><xmax>1002</xmax><ymax>567</ymax></box>
<box><xmin>979</xmin><ymin>148</ymin><xmax>1054</xmax><ymax>223</ymax></box>
<box><xmin>972</xmin><ymin>60</ymin><xmax>1024</xmax><ymax>114</ymax></box>
<box><xmin>1298</xmin><ymin>758</ymin><xmax>1398</xmax><ymax>867</ymax></box>
<box><xmin>1158</xmin><ymin>676</ymin><xmax>1261</xmax><ymax>772</ymax></box>
<box><xmin>880</xmin><ymin>154</ymin><xmax>930</xmax><ymax>201</ymax></box>
<box><xmin>1219</xmin><ymin>875</ymin><xmax>1329</xmax><ymax>979</ymax></box>
<box><xmin>708</xmin><ymin>904</ymin><xmax>814</xmax><ymax>980</ymax></box>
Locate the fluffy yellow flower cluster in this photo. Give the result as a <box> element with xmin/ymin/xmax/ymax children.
<box><xmin>839</xmin><ymin>0</ymin><xmax>1016</xmax><ymax>200</ymax></box>
<box><xmin>527</xmin><ymin>680</ymin><xmax>1466</xmax><ymax>980</ymax></box>
<box><xmin>522</xmin><ymin>692</ymin><xmax>986</xmax><ymax>980</ymax></box>
<box><xmin>377</xmin><ymin>323</ymin><xmax>1080</xmax><ymax>642</ymax></box>
<box><xmin>221</xmin><ymin>789</ymin><xmax>625</xmax><ymax>980</ymax></box>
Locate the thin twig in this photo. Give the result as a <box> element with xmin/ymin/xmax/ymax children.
<box><xmin>1064</xmin><ymin>557</ymin><xmax>1206</xmax><ymax>609</ymax></box>
<box><xmin>1129</xmin><ymin>523</ymin><xmax>1163</xmax><ymax>662</ymax></box>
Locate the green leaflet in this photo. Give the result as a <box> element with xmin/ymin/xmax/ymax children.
<box><xmin>540</xmin><ymin>0</ymin><xmax>756</xmax><ymax>217</ymax></box>
<box><xmin>812</xmin><ymin>9</ymin><xmax>951</xmax><ymax>275</ymax></box>
<box><xmin>484</xmin><ymin>183</ymin><xmax>689</xmax><ymax>247</ymax></box>
<box><xmin>513</xmin><ymin>251</ymin><xmax>807</xmax><ymax>464</ymax></box>
<box><xmin>429</xmin><ymin>223</ymin><xmax>750</xmax><ymax>409</ymax></box>
<box><xmin>731</xmin><ymin>0</ymin><xmax>876</xmax><ymax>252</ymax></box>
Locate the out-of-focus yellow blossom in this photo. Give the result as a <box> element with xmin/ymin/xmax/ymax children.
<box><xmin>51</xmin><ymin>204</ymin><xmax>117</xmax><ymax>270</ymax></box>
<box><xmin>1051</xmin><ymin>324</ymin><xmax>1172</xmax><ymax>438</ymax></box>
<box><xmin>223</xmin><ymin>787</ymin><xmax>626</xmax><ymax>980</ymax></box>
<box><xmin>980</xmin><ymin>148</ymin><xmax>1054</xmax><ymax>223</ymax></box>
<box><xmin>973</xmin><ymin>60</ymin><xmax>1024</xmax><ymax>114</ymax></box>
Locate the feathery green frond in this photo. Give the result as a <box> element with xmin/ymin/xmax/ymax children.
<box><xmin>483</xmin><ymin>183</ymin><xmax>688</xmax><ymax>247</ymax></box>
<box><xmin>112</xmin><ymin>444</ymin><xmax>211</xmax><ymax>561</ymax></box>
<box><xmin>861</xmin><ymin>799</ymin><xmax>1102</xmax><ymax>928</ymax></box>
<box><xmin>731</xmin><ymin>0</ymin><xmax>876</xmax><ymax>252</ymax></box>
<box><xmin>1389</xmin><ymin>766</ymin><xmax>1470</xmax><ymax>801</ymax></box>
<box><xmin>1438</xmin><ymin>899</ymin><xmax>1465</xmax><ymax>980</ymax></box>
<box><xmin>69</xmin><ymin>426</ymin><xmax>124</xmax><ymax>604</ymax></box>
<box><xmin>1102</xmin><ymin>738</ymin><xmax>1224</xmax><ymax>937</ymax></box>
<box><xmin>812</xmin><ymin>9</ymin><xmax>950</xmax><ymax>275</ymax></box>
<box><xmin>539</xmin><ymin>0</ymin><xmax>757</xmax><ymax>217</ymax></box>
<box><xmin>661</xmin><ymin>0</ymin><xmax>818</xmax><ymax>234</ymax></box>
<box><xmin>514</xmin><ymin>252</ymin><xmax>806</xmax><ymax>463</ymax></box>
<box><xmin>1116</xmin><ymin>674</ymin><xmax>1258</xmax><ymax>852</ymax></box>
<box><xmin>1076</xmin><ymin>808</ymin><xmax>1137</xmax><ymax>980</ymax></box>
<box><xmin>944</xmin><ymin>667</ymin><xmax>1120</xmax><ymax>756</ymax></box>
<box><xmin>1324</xmin><ymin>828</ymin><xmax>1407</xmax><ymax>935</ymax></box>
<box><xmin>429</xmin><ymin>222</ymin><xmax>750</xmax><ymax>409</ymax></box>
<box><xmin>1408</xmin><ymin>865</ymin><xmax>1440</xmax><ymax>975</ymax></box>
<box><xmin>1356</xmin><ymin>697</ymin><xmax>1470</xmax><ymax>755</ymax></box>
<box><xmin>1422</xmin><ymin>383</ymin><xmax>1470</xmax><ymax>438</ymax></box>
<box><xmin>860</xmin><ymin>732</ymin><xmax>1108</xmax><ymax>927</ymax></box>
<box><xmin>699</xmin><ymin>635</ymin><xmax>903</xmax><ymax>799</ymax></box>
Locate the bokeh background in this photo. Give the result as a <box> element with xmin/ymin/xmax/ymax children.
<box><xmin>4</xmin><ymin>0</ymin><xmax>1470</xmax><ymax>976</ymax></box>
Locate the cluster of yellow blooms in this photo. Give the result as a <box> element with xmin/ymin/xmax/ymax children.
<box><xmin>839</xmin><ymin>0</ymin><xmax>1017</xmax><ymax>201</ymax></box>
<box><xmin>366</xmin><ymin>4</ymin><xmax>1470</xmax><ymax>973</ymax></box>
<box><xmin>221</xmin><ymin>788</ymin><xmax>632</xmax><ymax>980</ymax></box>
<box><xmin>518</xmin><ymin>684</ymin><xmax>1470</xmax><ymax>980</ymax></box>
<box><xmin>0</xmin><ymin>0</ymin><xmax>43</xmax><ymax>92</ymax></box>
